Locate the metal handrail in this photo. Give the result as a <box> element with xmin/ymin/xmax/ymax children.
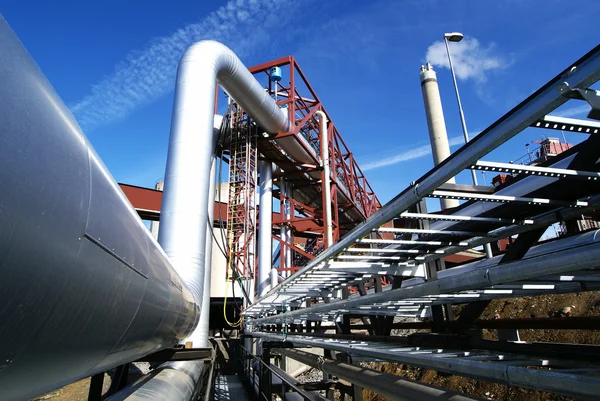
<box><xmin>239</xmin><ymin>345</ymin><xmax>324</xmax><ymax>401</ymax></box>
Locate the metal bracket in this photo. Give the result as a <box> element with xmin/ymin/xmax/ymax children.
<box><xmin>559</xmin><ymin>82</ymin><xmax>600</xmax><ymax>120</ymax></box>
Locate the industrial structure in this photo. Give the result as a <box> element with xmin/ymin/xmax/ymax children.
<box><xmin>1</xmin><ymin>12</ymin><xmax>600</xmax><ymax>401</ymax></box>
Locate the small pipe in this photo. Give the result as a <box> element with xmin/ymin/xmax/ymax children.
<box><xmin>283</xmin><ymin>349</ymin><xmax>482</xmax><ymax>401</ymax></box>
<box><xmin>199</xmin><ymin>156</ymin><xmax>217</xmax><ymax>348</ymax></box>
<box><xmin>258</xmin><ymin>161</ymin><xmax>274</xmax><ymax>298</ymax></box>
<box><xmin>270</xmin><ymin>268</ymin><xmax>278</xmax><ymax>289</ymax></box>
<box><xmin>280</xmin><ymin>178</ymin><xmax>293</xmax><ymax>271</ymax></box>
<box><xmin>316</xmin><ymin>110</ymin><xmax>333</xmax><ymax>247</ymax></box>
<box><xmin>202</xmin><ymin>359</ymin><xmax>216</xmax><ymax>401</ymax></box>
<box><xmin>289</xmin><ymin>365</ymin><xmax>311</xmax><ymax>378</ymax></box>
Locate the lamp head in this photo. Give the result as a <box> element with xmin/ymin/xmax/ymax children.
<box><xmin>444</xmin><ymin>32</ymin><xmax>464</xmax><ymax>42</ymax></box>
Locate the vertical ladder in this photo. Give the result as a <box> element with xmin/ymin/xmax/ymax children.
<box><xmin>226</xmin><ymin>104</ymin><xmax>258</xmax><ymax>301</ymax></box>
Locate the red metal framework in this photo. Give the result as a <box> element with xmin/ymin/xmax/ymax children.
<box><xmin>250</xmin><ymin>57</ymin><xmax>381</xmax><ymax>218</ymax></box>
<box><xmin>221</xmin><ymin>56</ymin><xmax>382</xmax><ymax>275</ymax></box>
<box><xmin>217</xmin><ymin>56</ymin><xmax>381</xmax><ymax>278</ymax></box>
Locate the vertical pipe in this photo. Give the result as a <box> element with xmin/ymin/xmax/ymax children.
<box><xmin>149</xmin><ymin>180</ymin><xmax>164</xmax><ymax>240</ymax></box>
<box><xmin>199</xmin><ymin>157</ymin><xmax>217</xmax><ymax>348</ymax></box>
<box><xmin>284</xmin><ymin>181</ymin><xmax>293</xmax><ymax>270</ymax></box>
<box><xmin>419</xmin><ymin>63</ymin><xmax>460</xmax><ymax>210</ymax></box>
<box><xmin>158</xmin><ymin>41</ymin><xmax>289</xmax><ymax>344</ymax></box>
<box><xmin>280</xmin><ymin>177</ymin><xmax>292</xmax><ymax>276</ymax></box>
<box><xmin>270</xmin><ymin>268</ymin><xmax>278</xmax><ymax>289</ymax></box>
<box><xmin>258</xmin><ymin>160</ymin><xmax>273</xmax><ymax>298</ymax></box>
<box><xmin>316</xmin><ymin>111</ymin><xmax>333</xmax><ymax>248</ymax></box>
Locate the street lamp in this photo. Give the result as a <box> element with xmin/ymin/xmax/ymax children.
<box><xmin>443</xmin><ymin>32</ymin><xmax>478</xmax><ymax>186</ymax></box>
<box><xmin>444</xmin><ymin>32</ymin><xmax>494</xmax><ymax>259</ymax></box>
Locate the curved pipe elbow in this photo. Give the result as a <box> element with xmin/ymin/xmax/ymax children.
<box><xmin>160</xmin><ymin>40</ymin><xmax>291</xmax><ymax>345</ymax></box>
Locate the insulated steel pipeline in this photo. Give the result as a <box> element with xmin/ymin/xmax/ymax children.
<box><xmin>159</xmin><ymin>40</ymin><xmax>289</xmax><ymax>345</ymax></box>
<box><xmin>110</xmin><ymin>40</ymin><xmax>294</xmax><ymax>399</ymax></box>
<box><xmin>0</xmin><ymin>16</ymin><xmax>199</xmax><ymax>400</ymax></box>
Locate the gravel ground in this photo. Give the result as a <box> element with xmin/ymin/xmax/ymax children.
<box><xmin>295</xmin><ymin>367</ymin><xmax>323</xmax><ymax>383</ymax></box>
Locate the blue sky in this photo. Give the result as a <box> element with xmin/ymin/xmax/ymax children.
<box><xmin>3</xmin><ymin>0</ymin><xmax>599</xmax><ymax>204</ymax></box>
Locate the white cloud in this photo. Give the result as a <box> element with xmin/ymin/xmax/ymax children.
<box><xmin>553</xmin><ymin>104</ymin><xmax>591</xmax><ymax>118</ymax></box>
<box><xmin>425</xmin><ymin>37</ymin><xmax>508</xmax><ymax>82</ymax></box>
<box><xmin>361</xmin><ymin>136</ymin><xmax>466</xmax><ymax>171</ymax></box>
<box><xmin>70</xmin><ymin>0</ymin><xmax>297</xmax><ymax>130</ymax></box>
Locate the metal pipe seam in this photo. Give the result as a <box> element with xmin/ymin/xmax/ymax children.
<box><xmin>283</xmin><ymin>349</ymin><xmax>483</xmax><ymax>401</ymax></box>
<box><xmin>159</xmin><ymin>39</ymin><xmax>289</xmax><ymax>344</ymax></box>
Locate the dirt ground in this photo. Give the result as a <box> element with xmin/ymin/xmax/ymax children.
<box><xmin>31</xmin><ymin>374</ymin><xmax>111</xmax><ymax>401</ymax></box>
<box><xmin>31</xmin><ymin>364</ymin><xmax>150</xmax><ymax>401</ymax></box>
<box><xmin>362</xmin><ymin>291</ymin><xmax>600</xmax><ymax>401</ymax></box>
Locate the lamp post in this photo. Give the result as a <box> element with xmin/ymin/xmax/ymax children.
<box><xmin>443</xmin><ymin>32</ymin><xmax>479</xmax><ymax>186</ymax></box>
<box><xmin>444</xmin><ymin>32</ymin><xmax>494</xmax><ymax>258</ymax></box>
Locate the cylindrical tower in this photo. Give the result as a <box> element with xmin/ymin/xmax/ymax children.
<box><xmin>420</xmin><ymin>63</ymin><xmax>460</xmax><ymax>209</ymax></box>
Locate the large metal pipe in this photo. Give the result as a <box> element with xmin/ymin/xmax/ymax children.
<box><xmin>159</xmin><ymin>40</ymin><xmax>289</xmax><ymax>344</ymax></box>
<box><xmin>316</xmin><ymin>111</ymin><xmax>334</xmax><ymax>248</ymax></box>
<box><xmin>419</xmin><ymin>63</ymin><xmax>459</xmax><ymax>210</ymax></box>
<box><xmin>0</xmin><ymin>16</ymin><xmax>199</xmax><ymax>400</ymax></box>
<box><xmin>258</xmin><ymin>161</ymin><xmax>274</xmax><ymax>297</ymax></box>
<box><xmin>283</xmin><ymin>349</ymin><xmax>481</xmax><ymax>401</ymax></box>
<box><xmin>106</xmin><ymin>361</ymin><xmax>205</xmax><ymax>401</ymax></box>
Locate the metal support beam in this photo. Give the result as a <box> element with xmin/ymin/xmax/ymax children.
<box><xmin>531</xmin><ymin>115</ymin><xmax>600</xmax><ymax>134</ymax></box>
<box><xmin>260</xmin><ymin>347</ymin><xmax>272</xmax><ymax>400</ymax></box>
<box><xmin>471</xmin><ymin>160</ymin><xmax>600</xmax><ymax>181</ymax></box>
<box><xmin>88</xmin><ymin>373</ymin><xmax>104</xmax><ymax>401</ymax></box>
<box><xmin>282</xmin><ymin>349</ymin><xmax>481</xmax><ymax>401</ymax></box>
<box><xmin>430</xmin><ymin>190</ymin><xmax>587</xmax><ymax>207</ymax></box>
<box><xmin>259</xmin><ymin>332</ymin><xmax>600</xmax><ymax>399</ymax></box>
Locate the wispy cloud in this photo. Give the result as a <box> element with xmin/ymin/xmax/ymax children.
<box><xmin>361</xmin><ymin>136</ymin><xmax>467</xmax><ymax>171</ymax></box>
<box><xmin>71</xmin><ymin>0</ymin><xmax>298</xmax><ymax>130</ymax></box>
<box><xmin>425</xmin><ymin>37</ymin><xmax>510</xmax><ymax>83</ymax></box>
<box><xmin>553</xmin><ymin>104</ymin><xmax>591</xmax><ymax>118</ymax></box>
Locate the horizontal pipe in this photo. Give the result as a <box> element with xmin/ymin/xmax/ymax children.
<box><xmin>0</xmin><ymin>16</ymin><xmax>198</xmax><ymax>400</ymax></box>
<box><xmin>106</xmin><ymin>361</ymin><xmax>205</xmax><ymax>401</ymax></box>
<box><xmin>283</xmin><ymin>349</ymin><xmax>482</xmax><ymax>401</ymax></box>
<box><xmin>261</xmin><ymin>332</ymin><xmax>600</xmax><ymax>399</ymax></box>
<box><xmin>317</xmin><ymin>316</ymin><xmax>600</xmax><ymax>332</ymax></box>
